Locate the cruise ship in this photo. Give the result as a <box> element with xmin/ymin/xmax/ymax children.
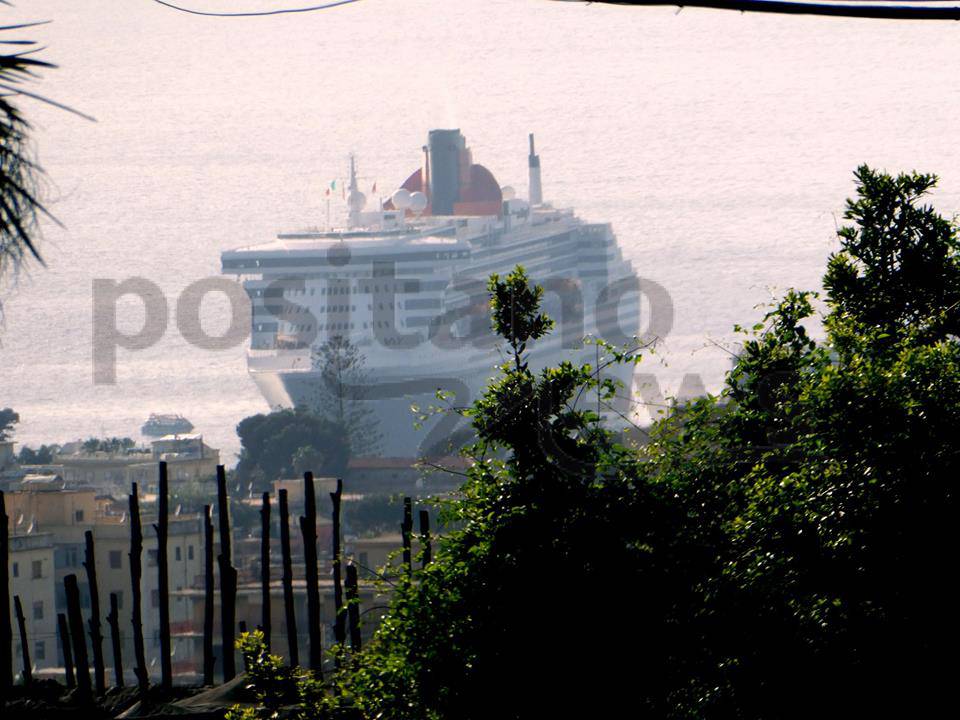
<box><xmin>222</xmin><ymin>130</ymin><xmax>641</xmax><ymax>457</ymax></box>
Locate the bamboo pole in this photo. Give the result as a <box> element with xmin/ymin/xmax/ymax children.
<box><xmin>216</xmin><ymin>464</ymin><xmax>237</xmax><ymax>681</ymax></box>
<box><xmin>57</xmin><ymin>613</ymin><xmax>76</xmax><ymax>689</ymax></box>
<box><xmin>82</xmin><ymin>530</ymin><xmax>106</xmax><ymax>693</ymax></box>
<box><xmin>202</xmin><ymin>504</ymin><xmax>215</xmax><ymax>685</ymax></box>
<box><xmin>260</xmin><ymin>492</ymin><xmax>272</xmax><ymax>653</ymax></box>
<box><xmin>345</xmin><ymin>563</ymin><xmax>361</xmax><ymax>653</ymax></box>
<box><xmin>13</xmin><ymin>595</ymin><xmax>32</xmax><ymax>686</ymax></box>
<box><xmin>106</xmin><ymin>592</ymin><xmax>124</xmax><ymax>687</ymax></box>
<box><xmin>128</xmin><ymin>483</ymin><xmax>148</xmax><ymax>693</ymax></box>
<box><xmin>299</xmin><ymin>471</ymin><xmax>323</xmax><ymax>672</ymax></box>
<box><xmin>278</xmin><ymin>489</ymin><xmax>299</xmax><ymax>667</ymax></box>
<box><xmin>419</xmin><ymin>509</ymin><xmax>432</xmax><ymax>567</ymax></box>
<box><xmin>64</xmin><ymin>574</ymin><xmax>92</xmax><ymax>701</ymax></box>
<box><xmin>0</xmin><ymin>491</ymin><xmax>12</xmax><ymax>693</ymax></box>
<box><xmin>401</xmin><ymin>497</ymin><xmax>413</xmax><ymax>577</ymax></box>
<box><xmin>330</xmin><ymin>478</ymin><xmax>345</xmax><ymax>662</ymax></box>
<box><xmin>155</xmin><ymin>461</ymin><xmax>172</xmax><ymax>690</ymax></box>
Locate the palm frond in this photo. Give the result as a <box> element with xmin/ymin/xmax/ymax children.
<box><xmin>0</xmin><ymin>16</ymin><xmax>54</xmax><ymax>280</ymax></box>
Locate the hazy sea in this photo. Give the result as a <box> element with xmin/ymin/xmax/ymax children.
<box><xmin>3</xmin><ymin>0</ymin><xmax>960</xmax><ymax>461</ymax></box>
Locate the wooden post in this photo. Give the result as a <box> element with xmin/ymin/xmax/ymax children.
<box><xmin>278</xmin><ymin>489</ymin><xmax>299</xmax><ymax>667</ymax></box>
<box><xmin>57</xmin><ymin>613</ymin><xmax>76</xmax><ymax>689</ymax></box>
<box><xmin>13</xmin><ymin>595</ymin><xmax>32</xmax><ymax>686</ymax></box>
<box><xmin>0</xmin><ymin>491</ymin><xmax>13</xmax><ymax>694</ymax></box>
<box><xmin>345</xmin><ymin>563</ymin><xmax>361</xmax><ymax>653</ymax></box>
<box><xmin>106</xmin><ymin>592</ymin><xmax>124</xmax><ymax>687</ymax></box>
<box><xmin>128</xmin><ymin>483</ymin><xmax>148</xmax><ymax>693</ymax></box>
<box><xmin>260</xmin><ymin>492</ymin><xmax>272</xmax><ymax>653</ymax></box>
<box><xmin>401</xmin><ymin>497</ymin><xmax>413</xmax><ymax>577</ymax></box>
<box><xmin>65</xmin><ymin>574</ymin><xmax>92</xmax><ymax>701</ymax></box>
<box><xmin>419</xmin><ymin>509</ymin><xmax>432</xmax><ymax>567</ymax></box>
<box><xmin>299</xmin><ymin>471</ymin><xmax>323</xmax><ymax>672</ymax></box>
<box><xmin>202</xmin><ymin>504</ymin><xmax>215</xmax><ymax>685</ymax></box>
<box><xmin>330</xmin><ymin>478</ymin><xmax>345</xmax><ymax>663</ymax></box>
<box><xmin>217</xmin><ymin>464</ymin><xmax>237</xmax><ymax>682</ymax></box>
<box><xmin>82</xmin><ymin>530</ymin><xmax>106</xmax><ymax>694</ymax></box>
<box><xmin>155</xmin><ymin>461</ymin><xmax>172</xmax><ymax>689</ymax></box>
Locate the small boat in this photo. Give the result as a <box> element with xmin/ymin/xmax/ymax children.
<box><xmin>141</xmin><ymin>413</ymin><xmax>194</xmax><ymax>437</ymax></box>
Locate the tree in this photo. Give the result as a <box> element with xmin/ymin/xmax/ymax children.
<box><xmin>0</xmin><ymin>407</ymin><xmax>18</xmax><ymax>441</ymax></box>
<box><xmin>238</xmin><ymin>168</ymin><xmax>960</xmax><ymax>719</ymax></box>
<box><xmin>16</xmin><ymin>443</ymin><xmax>55</xmax><ymax>464</ymax></box>
<box><xmin>236</xmin><ymin>407</ymin><xmax>349</xmax><ymax>485</ymax></box>
<box><xmin>80</xmin><ymin>436</ymin><xmax>136</xmax><ymax>454</ymax></box>
<box><xmin>1</xmin><ymin>20</ymin><xmax>54</xmax><ymax>286</ymax></box>
<box><xmin>309</xmin><ymin>335</ymin><xmax>381</xmax><ymax>457</ymax></box>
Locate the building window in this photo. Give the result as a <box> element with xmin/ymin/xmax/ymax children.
<box><xmin>35</xmin><ymin>641</ymin><xmax>45</xmax><ymax>661</ymax></box>
<box><xmin>12</xmin><ymin>562</ymin><xmax>17</xmax><ymax>578</ymax></box>
<box><xmin>188</xmin><ymin>545</ymin><xmax>195</xmax><ymax>561</ymax></box>
<box><xmin>75</xmin><ymin>509</ymin><xmax>84</xmax><ymax>522</ymax></box>
<box><xmin>31</xmin><ymin>560</ymin><xmax>42</xmax><ymax>579</ymax></box>
<box><xmin>147</xmin><ymin>549</ymin><xmax>158</xmax><ymax>567</ymax></box>
<box><xmin>175</xmin><ymin>546</ymin><xmax>182</xmax><ymax>562</ymax></box>
<box><xmin>109</xmin><ymin>550</ymin><xmax>122</xmax><ymax>569</ymax></box>
<box><xmin>33</xmin><ymin>601</ymin><xmax>43</xmax><ymax>620</ymax></box>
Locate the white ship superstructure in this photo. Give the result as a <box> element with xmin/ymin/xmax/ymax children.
<box><xmin>222</xmin><ymin>130</ymin><xmax>640</xmax><ymax>456</ymax></box>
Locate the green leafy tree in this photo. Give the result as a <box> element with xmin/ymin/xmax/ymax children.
<box><xmin>0</xmin><ymin>407</ymin><xmax>18</xmax><ymax>441</ymax></box>
<box><xmin>80</xmin><ymin>436</ymin><xmax>136</xmax><ymax>454</ymax></box>
<box><xmin>239</xmin><ymin>168</ymin><xmax>960</xmax><ymax>719</ymax></box>
<box><xmin>236</xmin><ymin>407</ymin><xmax>349</xmax><ymax>485</ymax></box>
<box><xmin>16</xmin><ymin>443</ymin><xmax>55</xmax><ymax>464</ymax></box>
<box><xmin>310</xmin><ymin>334</ymin><xmax>381</xmax><ymax>457</ymax></box>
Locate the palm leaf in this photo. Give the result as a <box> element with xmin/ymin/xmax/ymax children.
<box><xmin>0</xmin><ymin>16</ymin><xmax>56</xmax><ymax>279</ymax></box>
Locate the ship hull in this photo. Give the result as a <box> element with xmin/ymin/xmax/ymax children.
<box><xmin>251</xmin><ymin>347</ymin><xmax>637</xmax><ymax>457</ymax></box>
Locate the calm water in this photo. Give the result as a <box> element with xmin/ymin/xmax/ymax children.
<box><xmin>3</xmin><ymin>0</ymin><xmax>960</xmax><ymax>460</ymax></box>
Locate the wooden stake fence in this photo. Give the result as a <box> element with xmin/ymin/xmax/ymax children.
<box><xmin>203</xmin><ymin>504</ymin><xmax>216</xmax><ymax>685</ymax></box>
<box><xmin>13</xmin><ymin>595</ymin><xmax>31</xmax><ymax>686</ymax></box>
<box><xmin>300</xmin><ymin>471</ymin><xmax>323</xmax><ymax>672</ymax></box>
<box><xmin>64</xmin><ymin>574</ymin><xmax>92</xmax><ymax>702</ymax></box>
<box><xmin>156</xmin><ymin>461</ymin><xmax>172</xmax><ymax>689</ymax></box>
<box><xmin>330</xmin><ymin>478</ymin><xmax>345</xmax><ymax>662</ymax></box>
<box><xmin>82</xmin><ymin>530</ymin><xmax>106</xmax><ymax>693</ymax></box>
<box><xmin>419</xmin><ymin>509</ymin><xmax>432</xmax><ymax>567</ymax></box>
<box><xmin>107</xmin><ymin>592</ymin><xmax>124</xmax><ymax>687</ymax></box>
<box><xmin>278</xmin><ymin>489</ymin><xmax>299</xmax><ymax>668</ymax></box>
<box><xmin>57</xmin><ymin>613</ymin><xmax>76</xmax><ymax>689</ymax></box>
<box><xmin>401</xmin><ymin>497</ymin><xmax>413</xmax><ymax>577</ymax></box>
<box><xmin>128</xmin><ymin>483</ymin><xmax>148</xmax><ymax>693</ymax></box>
<box><xmin>260</xmin><ymin>492</ymin><xmax>272</xmax><ymax>653</ymax></box>
<box><xmin>217</xmin><ymin>465</ymin><xmax>238</xmax><ymax>682</ymax></box>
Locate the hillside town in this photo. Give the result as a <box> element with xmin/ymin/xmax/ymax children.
<box><xmin>1</xmin><ymin>432</ymin><xmax>458</xmax><ymax>685</ymax></box>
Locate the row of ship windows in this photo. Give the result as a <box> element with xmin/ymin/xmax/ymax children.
<box><xmin>258</xmin><ymin>298</ymin><xmax>442</xmax><ymax>316</ymax></box>
<box><xmin>238</xmin><ymin>250</ymin><xmax>468</xmax><ymax>269</ymax></box>
<box><xmin>263</xmin><ymin>317</ymin><xmax>431</xmax><ymax>333</ymax></box>
<box><xmin>256</xmin><ymin>283</ymin><xmax>414</xmax><ymax>298</ymax></box>
<box><xmin>280</xmin><ymin>303</ymin><xmax>403</xmax><ymax>314</ymax></box>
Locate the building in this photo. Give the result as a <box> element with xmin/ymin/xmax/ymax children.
<box><xmin>9</xmin><ymin>532</ymin><xmax>56</xmax><ymax>676</ymax></box>
<box><xmin>4</xmin><ymin>476</ymin><xmax>206</xmax><ymax>682</ymax></box>
<box><xmin>50</xmin><ymin>435</ymin><xmax>220</xmax><ymax>495</ymax></box>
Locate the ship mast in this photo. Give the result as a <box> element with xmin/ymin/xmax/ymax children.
<box><xmin>347</xmin><ymin>153</ymin><xmax>365</xmax><ymax>229</ymax></box>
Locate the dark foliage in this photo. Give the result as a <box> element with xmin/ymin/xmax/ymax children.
<box><xmin>235</xmin><ymin>407</ymin><xmax>349</xmax><ymax>485</ymax></box>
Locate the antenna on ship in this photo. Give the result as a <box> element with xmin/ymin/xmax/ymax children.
<box><xmin>347</xmin><ymin>153</ymin><xmax>366</xmax><ymax>229</ymax></box>
<box><xmin>528</xmin><ymin>133</ymin><xmax>542</xmax><ymax>206</ymax></box>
